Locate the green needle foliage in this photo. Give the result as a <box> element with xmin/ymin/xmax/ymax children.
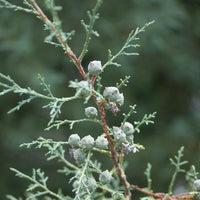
<box><xmin>168</xmin><ymin>146</ymin><xmax>188</xmax><ymax>195</ymax></box>
<box><xmin>144</xmin><ymin>163</ymin><xmax>152</xmax><ymax>191</ymax></box>
<box><xmin>103</xmin><ymin>21</ymin><xmax>155</xmax><ymax>70</ymax></box>
<box><xmin>0</xmin><ymin>0</ymin><xmax>200</xmax><ymax>200</ymax></box>
<box><xmin>186</xmin><ymin>165</ymin><xmax>199</xmax><ymax>190</ymax></box>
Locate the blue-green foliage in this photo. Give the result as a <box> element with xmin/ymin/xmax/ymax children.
<box><xmin>0</xmin><ymin>0</ymin><xmax>200</xmax><ymax>199</ymax></box>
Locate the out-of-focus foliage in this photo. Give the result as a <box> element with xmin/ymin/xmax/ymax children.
<box><xmin>0</xmin><ymin>0</ymin><xmax>200</xmax><ymax>198</ymax></box>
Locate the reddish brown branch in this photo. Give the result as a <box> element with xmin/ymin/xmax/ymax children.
<box><xmin>90</xmin><ymin>76</ymin><xmax>131</xmax><ymax>198</ymax></box>
<box><xmin>96</xmin><ymin>101</ymin><xmax>131</xmax><ymax>199</ymax></box>
<box><xmin>131</xmin><ymin>185</ymin><xmax>198</xmax><ymax>200</ymax></box>
<box><xmin>29</xmin><ymin>0</ymin><xmax>87</xmax><ymax>80</ymax></box>
<box><xmin>65</xmin><ymin>51</ymin><xmax>87</xmax><ymax>80</ymax></box>
<box><xmin>131</xmin><ymin>185</ymin><xmax>174</xmax><ymax>199</ymax></box>
<box><xmin>173</xmin><ymin>192</ymin><xmax>199</xmax><ymax>200</ymax></box>
<box><xmin>90</xmin><ymin>76</ymin><xmax>97</xmax><ymax>89</ymax></box>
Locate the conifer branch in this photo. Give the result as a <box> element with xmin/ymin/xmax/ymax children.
<box><xmin>103</xmin><ymin>21</ymin><xmax>155</xmax><ymax>70</ymax></box>
<box><xmin>10</xmin><ymin>168</ymin><xmax>64</xmax><ymax>200</ymax></box>
<box><xmin>79</xmin><ymin>0</ymin><xmax>103</xmax><ymax>61</ymax></box>
<box><xmin>28</xmin><ymin>0</ymin><xmax>87</xmax><ymax>79</ymax></box>
<box><xmin>1</xmin><ymin>1</ymin><xmax>198</xmax><ymax>200</ymax></box>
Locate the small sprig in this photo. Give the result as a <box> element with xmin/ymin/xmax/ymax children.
<box><xmin>0</xmin><ymin>73</ymin><xmax>51</xmax><ymax>112</ymax></box>
<box><xmin>38</xmin><ymin>74</ymin><xmax>54</xmax><ymax>98</ymax></box>
<box><xmin>0</xmin><ymin>73</ymin><xmax>77</xmax><ymax>103</ymax></box>
<box><xmin>116</xmin><ymin>76</ymin><xmax>131</xmax><ymax>89</ymax></box>
<box><xmin>134</xmin><ymin>112</ymin><xmax>156</xmax><ymax>133</ymax></box>
<box><xmin>72</xmin><ymin>153</ymin><xmax>92</xmax><ymax>200</ymax></box>
<box><xmin>8</xmin><ymin>96</ymin><xmax>37</xmax><ymax>114</ymax></box>
<box><xmin>103</xmin><ymin>21</ymin><xmax>155</xmax><ymax>70</ymax></box>
<box><xmin>43</xmin><ymin>0</ymin><xmax>75</xmax><ymax>50</ymax></box>
<box><xmin>9</xmin><ymin>168</ymin><xmax>64</xmax><ymax>200</ymax></box>
<box><xmin>96</xmin><ymin>76</ymin><xmax>103</xmax><ymax>93</ymax></box>
<box><xmin>0</xmin><ymin>0</ymin><xmax>37</xmax><ymax>14</ymax></box>
<box><xmin>6</xmin><ymin>195</ymin><xmax>23</xmax><ymax>200</ymax></box>
<box><xmin>21</xmin><ymin>137</ymin><xmax>78</xmax><ymax>171</ymax></box>
<box><xmin>97</xmin><ymin>185</ymin><xmax>127</xmax><ymax>200</ymax></box>
<box><xmin>20</xmin><ymin>137</ymin><xmax>66</xmax><ymax>149</ymax></box>
<box><xmin>130</xmin><ymin>143</ymin><xmax>145</xmax><ymax>153</ymax></box>
<box><xmin>186</xmin><ymin>165</ymin><xmax>199</xmax><ymax>189</ymax></box>
<box><xmin>122</xmin><ymin>105</ymin><xmax>137</xmax><ymax>126</ymax></box>
<box><xmin>144</xmin><ymin>163</ymin><xmax>152</xmax><ymax>191</ymax></box>
<box><xmin>0</xmin><ymin>73</ymin><xmax>79</xmax><ymax>125</ymax></box>
<box><xmin>44</xmin><ymin>0</ymin><xmax>62</xmax><ymax>28</ymax></box>
<box><xmin>45</xmin><ymin>118</ymin><xmax>102</xmax><ymax>131</ymax></box>
<box><xmin>168</xmin><ymin>146</ymin><xmax>188</xmax><ymax>195</ymax></box>
<box><xmin>79</xmin><ymin>0</ymin><xmax>103</xmax><ymax>60</ymax></box>
<box><xmin>44</xmin><ymin>100</ymin><xmax>64</xmax><ymax>126</ymax></box>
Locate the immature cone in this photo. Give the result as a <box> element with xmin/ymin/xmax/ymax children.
<box><xmin>68</xmin><ymin>134</ymin><xmax>80</xmax><ymax>147</ymax></box>
<box><xmin>113</xmin><ymin>126</ymin><xmax>126</xmax><ymax>142</ymax></box>
<box><xmin>72</xmin><ymin>180</ymin><xmax>79</xmax><ymax>189</ymax></box>
<box><xmin>103</xmin><ymin>101</ymin><xmax>115</xmax><ymax>110</ymax></box>
<box><xmin>84</xmin><ymin>177</ymin><xmax>97</xmax><ymax>192</ymax></box>
<box><xmin>95</xmin><ymin>136</ymin><xmax>109</xmax><ymax>149</ymax></box>
<box><xmin>80</xmin><ymin>135</ymin><xmax>94</xmax><ymax>149</ymax></box>
<box><xmin>88</xmin><ymin>60</ymin><xmax>103</xmax><ymax>76</ymax></box>
<box><xmin>113</xmin><ymin>193</ymin><xmax>124</xmax><ymax>200</ymax></box>
<box><xmin>103</xmin><ymin>87</ymin><xmax>120</xmax><ymax>102</ymax></box>
<box><xmin>73</xmin><ymin>149</ymin><xmax>86</xmax><ymax>164</ymax></box>
<box><xmin>122</xmin><ymin>122</ymin><xmax>134</xmax><ymax>135</ymax></box>
<box><xmin>85</xmin><ymin>106</ymin><xmax>98</xmax><ymax>118</ymax></box>
<box><xmin>76</xmin><ymin>80</ymin><xmax>90</xmax><ymax>97</ymax></box>
<box><xmin>126</xmin><ymin>134</ymin><xmax>134</xmax><ymax>143</ymax></box>
<box><xmin>193</xmin><ymin>179</ymin><xmax>200</xmax><ymax>191</ymax></box>
<box><xmin>99</xmin><ymin>170</ymin><xmax>112</xmax><ymax>184</ymax></box>
<box><xmin>116</xmin><ymin>93</ymin><xmax>124</xmax><ymax>106</ymax></box>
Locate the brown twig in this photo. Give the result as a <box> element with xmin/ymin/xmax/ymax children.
<box><xmin>131</xmin><ymin>185</ymin><xmax>174</xmax><ymax>200</ymax></box>
<box><xmin>29</xmin><ymin>1</ymin><xmax>131</xmax><ymax>198</ymax></box>
<box><xmin>90</xmin><ymin>76</ymin><xmax>97</xmax><ymax>89</ymax></box>
<box><xmin>172</xmin><ymin>192</ymin><xmax>199</xmax><ymax>200</ymax></box>
<box><xmin>96</xmin><ymin>101</ymin><xmax>131</xmax><ymax>199</ymax></box>
<box><xmin>29</xmin><ymin>0</ymin><xmax>87</xmax><ymax>80</ymax></box>
<box><xmin>131</xmin><ymin>185</ymin><xmax>199</xmax><ymax>200</ymax></box>
<box><xmin>91</xmin><ymin>78</ymin><xmax>131</xmax><ymax>198</ymax></box>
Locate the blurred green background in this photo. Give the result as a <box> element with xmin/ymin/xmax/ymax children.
<box><xmin>0</xmin><ymin>0</ymin><xmax>200</xmax><ymax>198</ymax></box>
